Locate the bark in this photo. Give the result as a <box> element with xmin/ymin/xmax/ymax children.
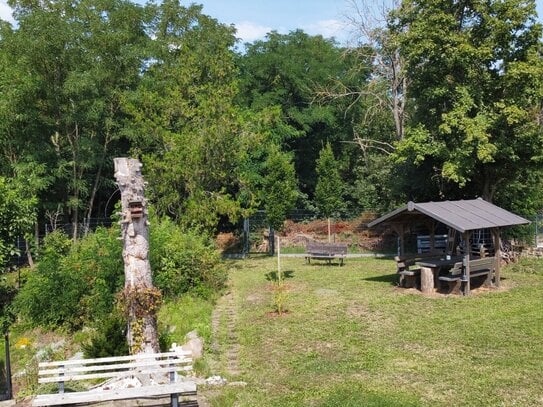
<box><xmin>114</xmin><ymin>157</ymin><xmax>160</xmax><ymax>354</ymax></box>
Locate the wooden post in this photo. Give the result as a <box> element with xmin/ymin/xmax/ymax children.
<box><xmin>327</xmin><ymin>218</ymin><xmax>331</xmax><ymax>243</ymax></box>
<box><xmin>114</xmin><ymin>158</ymin><xmax>160</xmax><ymax>354</ymax></box>
<box><xmin>391</xmin><ymin>223</ymin><xmax>405</xmax><ymax>256</ymax></box>
<box><xmin>420</xmin><ymin>267</ymin><xmax>434</xmax><ymax>294</ymax></box>
<box><xmin>4</xmin><ymin>333</ymin><xmax>12</xmax><ymax>400</ymax></box>
<box><xmin>277</xmin><ymin>236</ymin><xmax>281</xmax><ymax>282</ymax></box>
<box><xmin>492</xmin><ymin>228</ymin><xmax>501</xmax><ymax>287</ymax></box>
<box><xmin>463</xmin><ymin>232</ymin><xmax>471</xmax><ymax>296</ymax></box>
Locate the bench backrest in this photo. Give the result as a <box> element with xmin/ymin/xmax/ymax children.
<box><xmin>466</xmin><ymin>257</ymin><xmax>496</xmax><ymax>273</ymax></box>
<box><xmin>306</xmin><ymin>240</ymin><xmax>348</xmax><ymax>255</ymax></box>
<box><xmin>394</xmin><ymin>252</ymin><xmax>442</xmax><ymax>272</ymax></box>
<box><xmin>38</xmin><ymin>351</ymin><xmax>192</xmax><ymax>385</ymax></box>
<box><xmin>449</xmin><ymin>261</ymin><xmax>463</xmax><ymax>275</ymax></box>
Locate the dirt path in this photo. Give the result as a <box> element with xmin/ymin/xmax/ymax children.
<box><xmin>210</xmin><ymin>290</ymin><xmax>241</xmax><ymax>377</ymax></box>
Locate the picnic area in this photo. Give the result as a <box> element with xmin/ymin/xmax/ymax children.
<box><xmin>204</xmin><ymin>254</ymin><xmax>543</xmax><ymax>406</ymax></box>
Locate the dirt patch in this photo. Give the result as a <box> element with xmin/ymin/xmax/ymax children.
<box><xmin>278</xmin><ymin>215</ymin><xmax>395</xmax><ymax>252</ymax></box>
<box><xmin>266</xmin><ymin>310</ymin><xmax>291</xmax><ymax>318</ymax></box>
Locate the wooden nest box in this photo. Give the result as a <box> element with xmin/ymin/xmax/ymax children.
<box><xmin>128</xmin><ymin>200</ymin><xmax>144</xmax><ymax>218</ymax></box>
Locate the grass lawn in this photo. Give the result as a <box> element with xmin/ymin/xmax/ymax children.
<box><xmin>206</xmin><ymin>256</ymin><xmax>543</xmax><ymax>407</ymax></box>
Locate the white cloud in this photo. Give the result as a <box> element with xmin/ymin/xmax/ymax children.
<box><xmin>234</xmin><ymin>21</ymin><xmax>273</xmax><ymax>43</ymax></box>
<box><xmin>302</xmin><ymin>19</ymin><xmax>348</xmax><ymax>42</ymax></box>
<box><xmin>0</xmin><ymin>0</ymin><xmax>14</xmax><ymax>24</ymax></box>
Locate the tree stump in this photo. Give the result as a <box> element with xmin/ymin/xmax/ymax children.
<box><xmin>420</xmin><ymin>267</ymin><xmax>434</xmax><ymax>294</ymax></box>
<box><xmin>114</xmin><ymin>158</ymin><xmax>160</xmax><ymax>354</ymax></box>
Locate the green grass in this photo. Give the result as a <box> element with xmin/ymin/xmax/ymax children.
<box><xmin>206</xmin><ymin>256</ymin><xmax>543</xmax><ymax>407</ymax></box>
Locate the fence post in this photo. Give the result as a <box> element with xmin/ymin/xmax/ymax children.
<box><xmin>5</xmin><ymin>333</ymin><xmax>12</xmax><ymax>400</ymax></box>
<box><xmin>269</xmin><ymin>227</ymin><xmax>275</xmax><ymax>256</ymax></box>
<box><xmin>243</xmin><ymin>218</ymin><xmax>250</xmax><ymax>256</ymax></box>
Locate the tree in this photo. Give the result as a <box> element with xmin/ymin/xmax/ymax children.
<box><xmin>238</xmin><ymin>30</ymin><xmax>353</xmax><ymax>199</ymax></box>
<box><xmin>315</xmin><ymin>142</ymin><xmax>344</xmax><ymax>240</ymax></box>
<box><xmin>1</xmin><ymin>0</ymin><xmax>147</xmax><ymax>237</ymax></box>
<box><xmin>124</xmin><ymin>0</ymin><xmax>248</xmax><ymax>231</ymax></box>
<box><xmin>392</xmin><ymin>0</ymin><xmax>543</xmax><ymax>210</ymax></box>
<box><xmin>114</xmin><ymin>158</ymin><xmax>160</xmax><ymax>354</ymax></box>
<box><xmin>261</xmin><ymin>147</ymin><xmax>299</xmax><ymax>233</ymax></box>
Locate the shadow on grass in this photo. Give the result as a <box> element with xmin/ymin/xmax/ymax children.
<box><xmin>265</xmin><ymin>270</ymin><xmax>295</xmax><ymax>282</ymax></box>
<box><xmin>363</xmin><ymin>273</ymin><xmax>398</xmax><ymax>285</ymax></box>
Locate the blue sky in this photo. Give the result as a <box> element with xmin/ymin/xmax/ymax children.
<box><xmin>0</xmin><ymin>0</ymin><xmax>542</xmax><ymax>44</ymax></box>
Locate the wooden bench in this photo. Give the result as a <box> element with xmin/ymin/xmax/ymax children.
<box><xmin>33</xmin><ymin>351</ymin><xmax>196</xmax><ymax>407</ymax></box>
<box><xmin>438</xmin><ymin>257</ymin><xmax>495</xmax><ymax>295</ymax></box>
<box><xmin>395</xmin><ymin>252</ymin><xmax>443</xmax><ymax>288</ymax></box>
<box><xmin>438</xmin><ymin>261</ymin><xmax>463</xmax><ymax>294</ymax></box>
<box><xmin>305</xmin><ymin>240</ymin><xmax>348</xmax><ymax>266</ymax></box>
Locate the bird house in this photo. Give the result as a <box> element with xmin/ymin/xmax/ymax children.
<box><xmin>128</xmin><ymin>200</ymin><xmax>144</xmax><ymax>219</ymax></box>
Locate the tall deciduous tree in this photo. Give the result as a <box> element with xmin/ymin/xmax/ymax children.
<box><xmin>1</xmin><ymin>0</ymin><xmax>147</xmax><ymax>237</ymax></box>
<box><xmin>124</xmin><ymin>0</ymin><xmax>249</xmax><ymax>231</ymax></box>
<box><xmin>238</xmin><ymin>30</ymin><xmax>353</xmax><ymax>199</ymax></box>
<box><xmin>261</xmin><ymin>146</ymin><xmax>299</xmax><ymax>232</ymax></box>
<box><xmin>392</xmin><ymin>0</ymin><xmax>543</xmax><ymax>210</ymax></box>
<box><xmin>315</xmin><ymin>142</ymin><xmax>344</xmax><ymax>240</ymax></box>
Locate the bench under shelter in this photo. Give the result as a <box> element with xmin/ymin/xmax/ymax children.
<box><xmin>368</xmin><ymin>198</ymin><xmax>530</xmax><ymax>295</ymax></box>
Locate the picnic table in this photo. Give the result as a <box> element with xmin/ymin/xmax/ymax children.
<box><xmin>416</xmin><ymin>256</ymin><xmax>496</xmax><ymax>295</ymax></box>
<box><xmin>415</xmin><ymin>256</ymin><xmax>462</xmax><ymax>293</ymax></box>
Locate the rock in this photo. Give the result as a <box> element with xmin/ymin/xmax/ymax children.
<box><xmin>205</xmin><ymin>375</ymin><xmax>227</xmax><ymax>386</ymax></box>
<box><xmin>180</xmin><ymin>330</ymin><xmax>204</xmax><ymax>359</ymax></box>
<box><xmin>227</xmin><ymin>381</ymin><xmax>247</xmax><ymax>387</ymax></box>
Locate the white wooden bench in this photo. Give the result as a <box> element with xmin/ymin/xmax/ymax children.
<box><xmin>32</xmin><ymin>351</ymin><xmax>196</xmax><ymax>407</ymax></box>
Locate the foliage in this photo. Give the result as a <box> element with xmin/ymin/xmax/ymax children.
<box><xmin>81</xmin><ymin>312</ymin><xmax>129</xmax><ymax>358</ymax></box>
<box><xmin>238</xmin><ymin>30</ymin><xmax>356</xmax><ymax>198</ymax></box>
<box><xmin>314</xmin><ymin>142</ymin><xmax>345</xmax><ymax>218</ymax></box>
<box><xmin>149</xmin><ymin>217</ymin><xmax>227</xmax><ymax>299</ymax></box>
<box><xmin>0</xmin><ymin>166</ymin><xmax>44</xmax><ymax>268</ymax></box>
<box><xmin>261</xmin><ymin>147</ymin><xmax>299</xmax><ymax>231</ymax></box>
<box><xmin>13</xmin><ymin>228</ymin><xmax>123</xmax><ymax>330</ymax></box>
<box><xmin>124</xmin><ymin>1</ymin><xmax>249</xmax><ymax>231</ymax></box>
<box><xmin>392</xmin><ymin>0</ymin><xmax>543</xmax><ymax>210</ymax></box>
<box><xmin>0</xmin><ymin>0</ymin><xmax>147</xmax><ymax>234</ymax></box>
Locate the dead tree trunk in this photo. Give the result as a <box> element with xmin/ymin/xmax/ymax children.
<box><xmin>114</xmin><ymin>158</ymin><xmax>160</xmax><ymax>354</ymax></box>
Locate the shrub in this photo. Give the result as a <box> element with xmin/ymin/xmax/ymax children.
<box><xmin>14</xmin><ymin>229</ymin><xmax>123</xmax><ymax>330</ymax></box>
<box><xmin>150</xmin><ymin>218</ymin><xmax>227</xmax><ymax>298</ymax></box>
<box><xmin>82</xmin><ymin>312</ymin><xmax>129</xmax><ymax>358</ymax></box>
<box><xmin>14</xmin><ymin>217</ymin><xmax>226</xmax><ymax>332</ymax></box>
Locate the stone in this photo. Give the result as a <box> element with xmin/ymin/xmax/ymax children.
<box><xmin>205</xmin><ymin>375</ymin><xmax>227</xmax><ymax>386</ymax></box>
<box><xmin>180</xmin><ymin>330</ymin><xmax>204</xmax><ymax>359</ymax></box>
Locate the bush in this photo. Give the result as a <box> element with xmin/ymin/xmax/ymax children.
<box><xmin>13</xmin><ymin>229</ymin><xmax>123</xmax><ymax>330</ymax></box>
<box><xmin>14</xmin><ymin>216</ymin><xmax>226</xmax><ymax>332</ymax></box>
<box><xmin>82</xmin><ymin>312</ymin><xmax>129</xmax><ymax>358</ymax></box>
<box><xmin>150</xmin><ymin>218</ymin><xmax>227</xmax><ymax>298</ymax></box>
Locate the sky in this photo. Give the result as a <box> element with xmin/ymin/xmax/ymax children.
<box><xmin>0</xmin><ymin>0</ymin><xmax>543</xmax><ymax>44</ymax></box>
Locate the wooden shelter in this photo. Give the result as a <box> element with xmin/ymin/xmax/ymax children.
<box><xmin>368</xmin><ymin>198</ymin><xmax>530</xmax><ymax>294</ymax></box>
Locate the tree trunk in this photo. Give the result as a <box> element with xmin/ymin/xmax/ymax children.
<box><xmin>114</xmin><ymin>158</ymin><xmax>160</xmax><ymax>354</ymax></box>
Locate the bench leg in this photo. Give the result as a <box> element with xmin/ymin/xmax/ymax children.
<box><xmin>171</xmin><ymin>393</ymin><xmax>179</xmax><ymax>407</ymax></box>
<box><xmin>484</xmin><ymin>272</ymin><xmax>493</xmax><ymax>287</ymax></box>
<box><xmin>450</xmin><ymin>280</ymin><xmax>462</xmax><ymax>295</ymax></box>
<box><xmin>404</xmin><ymin>275</ymin><xmax>416</xmax><ymax>288</ymax></box>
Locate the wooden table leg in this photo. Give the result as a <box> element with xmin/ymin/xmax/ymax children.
<box><xmin>421</xmin><ymin>267</ymin><xmax>434</xmax><ymax>294</ymax></box>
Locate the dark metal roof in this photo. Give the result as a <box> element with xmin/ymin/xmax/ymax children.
<box><xmin>367</xmin><ymin>199</ymin><xmax>530</xmax><ymax>233</ymax></box>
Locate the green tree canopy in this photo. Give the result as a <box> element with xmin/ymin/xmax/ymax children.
<box><xmin>261</xmin><ymin>147</ymin><xmax>299</xmax><ymax>231</ymax></box>
<box><xmin>1</xmin><ymin>0</ymin><xmax>147</xmax><ymax>236</ymax></box>
<box><xmin>392</xmin><ymin>0</ymin><xmax>543</xmax><ymax>211</ymax></box>
<box><xmin>314</xmin><ymin>142</ymin><xmax>344</xmax><ymax>218</ymax></box>
<box><xmin>238</xmin><ymin>30</ymin><xmax>356</xmax><ymax>199</ymax></box>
